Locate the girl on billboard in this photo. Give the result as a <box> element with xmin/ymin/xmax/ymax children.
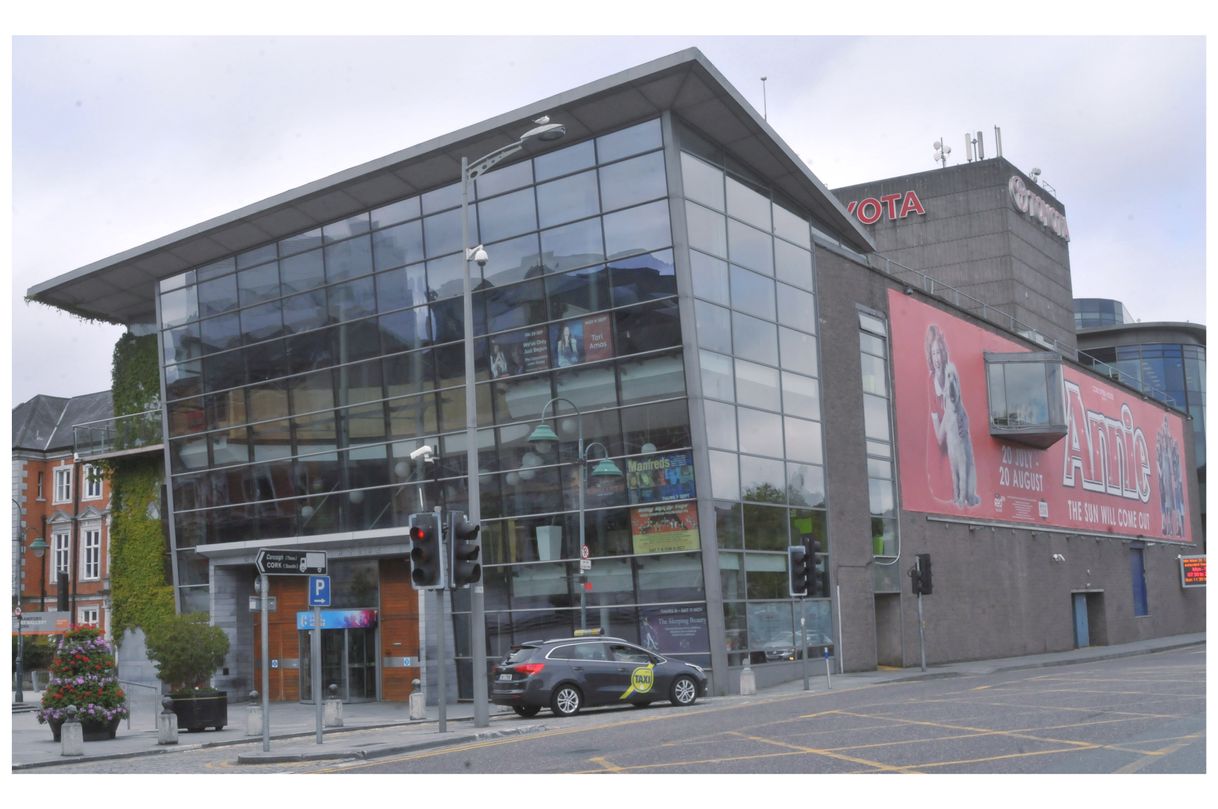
<box><xmin>924</xmin><ymin>325</ymin><xmax>954</xmax><ymax>502</ymax></box>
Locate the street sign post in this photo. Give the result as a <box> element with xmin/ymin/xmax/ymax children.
<box><xmin>255</xmin><ymin>549</ymin><xmax>327</xmax><ymax>576</ymax></box>
<box><xmin>308</xmin><ymin>575</ymin><xmax>330</xmax><ymax>745</ymax></box>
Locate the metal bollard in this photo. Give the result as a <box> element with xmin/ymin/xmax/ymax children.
<box><xmin>323</xmin><ymin>683</ymin><xmax>343</xmax><ymax>727</ymax></box>
<box><xmin>157</xmin><ymin>697</ymin><xmax>179</xmax><ymax>745</ymax></box>
<box><xmin>408</xmin><ymin>677</ymin><xmax>426</xmax><ymax>720</ymax></box>
<box><xmin>739</xmin><ymin>661</ymin><xmax>757</xmax><ymax>696</ymax></box>
<box><xmin>245</xmin><ymin>690</ymin><xmax>262</xmax><ymax>736</ymax></box>
<box><xmin>61</xmin><ymin>706</ymin><xmax>84</xmax><ymax>757</ymax></box>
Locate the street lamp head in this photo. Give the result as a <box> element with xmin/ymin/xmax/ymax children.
<box><xmin>528</xmin><ymin>423</ymin><xmax>559</xmax><ymax>453</ymax></box>
<box><xmin>29</xmin><ymin>536</ymin><xmax>48</xmax><ymax>559</ymax></box>
<box><xmin>590</xmin><ymin>457</ymin><xmax>623</xmax><ymax>478</ymax></box>
<box><xmin>522</xmin><ymin>116</ymin><xmax>566</xmax><ymax>144</ymax></box>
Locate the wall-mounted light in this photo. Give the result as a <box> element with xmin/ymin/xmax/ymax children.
<box><xmin>1051</xmin><ymin>553</ymin><xmax>1065</xmax><ymax>563</ymax></box>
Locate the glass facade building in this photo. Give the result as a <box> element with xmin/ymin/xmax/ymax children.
<box><xmin>155</xmin><ymin>113</ymin><xmax>838</xmax><ymax>690</ymax></box>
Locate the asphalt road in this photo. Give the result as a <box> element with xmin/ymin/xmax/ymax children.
<box><xmin>315</xmin><ymin>646</ymin><xmax>1206</xmax><ymax>775</ymax></box>
<box><xmin>16</xmin><ymin>645</ymin><xmax>1204</xmax><ymax>775</ymax></box>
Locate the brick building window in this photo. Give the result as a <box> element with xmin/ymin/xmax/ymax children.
<box><xmin>79</xmin><ymin>607</ymin><xmax>99</xmax><ymax>627</ymax></box>
<box><xmin>82</xmin><ymin>527</ymin><xmax>102</xmax><ymax>580</ymax></box>
<box><xmin>83</xmin><ymin>465</ymin><xmax>103</xmax><ymax>500</ymax></box>
<box><xmin>53</xmin><ymin>467</ymin><xmax>72</xmax><ymax>503</ymax></box>
<box><xmin>53</xmin><ymin>532</ymin><xmax>71</xmax><ymax>576</ymax></box>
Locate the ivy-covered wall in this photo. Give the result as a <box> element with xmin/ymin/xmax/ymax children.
<box><xmin>107</xmin><ymin>332</ymin><xmax>175</xmax><ymax>639</ymax></box>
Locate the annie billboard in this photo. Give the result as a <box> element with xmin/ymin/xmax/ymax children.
<box><xmin>889</xmin><ymin>291</ymin><xmax>1193</xmax><ymax>544</ymax></box>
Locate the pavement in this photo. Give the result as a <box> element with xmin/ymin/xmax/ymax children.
<box><xmin>9</xmin><ymin>631</ymin><xmax>1205</xmax><ymax>771</ymax></box>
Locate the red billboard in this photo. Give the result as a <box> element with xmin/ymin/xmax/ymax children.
<box><xmin>889</xmin><ymin>291</ymin><xmax>1193</xmax><ymax>544</ymax></box>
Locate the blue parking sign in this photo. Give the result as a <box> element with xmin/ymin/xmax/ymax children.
<box><xmin>309</xmin><ymin>575</ymin><xmax>331</xmax><ymax>607</ymax></box>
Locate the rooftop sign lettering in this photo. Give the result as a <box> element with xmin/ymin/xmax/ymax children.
<box><xmin>845</xmin><ymin>190</ymin><xmax>926</xmax><ymax>225</ymax></box>
<box><xmin>1009</xmin><ymin>176</ymin><xmax>1070</xmax><ymax>241</ymax></box>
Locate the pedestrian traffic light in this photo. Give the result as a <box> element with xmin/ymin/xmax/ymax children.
<box><xmin>916</xmin><ymin>553</ymin><xmax>933</xmax><ymax>595</ymax></box>
<box><xmin>448</xmin><ymin>511</ymin><xmax>482</xmax><ymax>588</ymax></box>
<box><xmin>788</xmin><ymin>544</ymin><xmax>811</xmax><ymax>598</ymax></box>
<box><xmin>408</xmin><ymin>512</ymin><xmax>445</xmax><ymax>590</ymax></box>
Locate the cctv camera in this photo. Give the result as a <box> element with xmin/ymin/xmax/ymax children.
<box><xmin>409</xmin><ymin>445</ymin><xmax>434</xmax><ymax>461</ymax></box>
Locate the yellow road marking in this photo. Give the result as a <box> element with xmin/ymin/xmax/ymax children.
<box><xmin>1114</xmin><ymin>733</ymin><xmax>1203</xmax><ymax>773</ymax></box>
<box><xmin>589</xmin><ymin>755</ymin><xmax>624</xmax><ymax>772</ymax></box>
<box><xmin>724</xmin><ymin>730</ymin><xmax>924</xmax><ymax>773</ymax></box>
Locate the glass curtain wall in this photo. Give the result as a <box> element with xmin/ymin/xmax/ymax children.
<box><xmin>675</xmin><ymin>121</ymin><xmax>834</xmax><ymax>666</ymax></box>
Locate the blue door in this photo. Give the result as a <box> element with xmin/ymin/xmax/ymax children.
<box><xmin>1073</xmin><ymin>594</ymin><xmax>1090</xmax><ymax>648</ymax></box>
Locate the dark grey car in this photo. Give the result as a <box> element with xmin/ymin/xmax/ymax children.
<box><xmin>490</xmin><ymin>636</ymin><xmax>708</xmax><ymax>718</ymax></box>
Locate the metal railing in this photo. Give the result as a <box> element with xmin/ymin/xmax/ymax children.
<box><xmin>866</xmin><ymin>253</ymin><xmax>1179</xmax><ymax>408</ymax></box>
<box><xmin>117</xmin><ymin>679</ymin><xmax>161</xmax><ymax>730</ymax></box>
<box><xmin>73</xmin><ymin>409</ymin><xmax>163</xmax><ymax>459</ymax></box>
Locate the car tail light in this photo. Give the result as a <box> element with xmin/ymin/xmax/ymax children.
<box><xmin>515</xmin><ymin>663</ymin><xmax>545</xmax><ymax>676</ymax></box>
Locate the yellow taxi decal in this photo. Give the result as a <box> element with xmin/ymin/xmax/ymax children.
<box><xmin>619</xmin><ymin>663</ymin><xmax>655</xmax><ymax>699</ymax></box>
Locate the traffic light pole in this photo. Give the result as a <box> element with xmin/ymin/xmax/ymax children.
<box><xmin>434</xmin><ymin>505</ymin><xmax>447</xmax><ymax>734</ymax></box>
<box><xmin>799</xmin><ymin>605</ymin><xmax>809</xmax><ymax>691</ymax></box>
<box><xmin>915</xmin><ymin>558</ymin><xmax>927</xmax><ymax>673</ymax></box>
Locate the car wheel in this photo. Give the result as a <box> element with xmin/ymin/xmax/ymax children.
<box><xmin>551</xmin><ymin>684</ymin><xmax>582</xmax><ymax>717</ymax></box>
<box><xmin>670</xmin><ymin>675</ymin><xmax>698</xmax><ymax>707</ymax></box>
<box><xmin>512</xmin><ymin>705</ymin><xmax>541</xmax><ymax>718</ymax></box>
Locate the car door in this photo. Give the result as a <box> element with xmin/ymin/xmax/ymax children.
<box><xmin>607</xmin><ymin>643</ymin><xmax>660</xmax><ymax>704</ymax></box>
<box><xmin>565</xmin><ymin>641</ymin><xmax>616</xmax><ymax>706</ymax></box>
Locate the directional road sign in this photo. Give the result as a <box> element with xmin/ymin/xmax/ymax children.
<box><xmin>255</xmin><ymin>549</ymin><xmax>327</xmax><ymax>576</ymax></box>
<box><xmin>309</xmin><ymin>575</ymin><xmax>332</xmax><ymax>607</ymax></box>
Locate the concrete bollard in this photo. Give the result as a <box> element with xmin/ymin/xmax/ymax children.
<box><xmin>408</xmin><ymin>678</ymin><xmax>426</xmax><ymax>720</ymax></box>
<box><xmin>61</xmin><ymin>706</ymin><xmax>84</xmax><ymax>757</ymax></box>
<box><xmin>324</xmin><ymin>684</ymin><xmax>343</xmax><ymax>728</ymax></box>
<box><xmin>158</xmin><ymin>697</ymin><xmax>179</xmax><ymax>745</ymax></box>
<box><xmin>245</xmin><ymin>690</ymin><xmax>262</xmax><ymax>736</ymax></box>
<box><xmin>739</xmin><ymin>662</ymin><xmax>757</xmax><ymax>696</ymax></box>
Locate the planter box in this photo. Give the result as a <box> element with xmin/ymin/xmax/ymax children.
<box><xmin>49</xmin><ymin>715</ymin><xmax>121</xmax><ymax>742</ymax></box>
<box><xmin>171</xmin><ymin>691</ymin><xmax>228</xmax><ymax>732</ymax></box>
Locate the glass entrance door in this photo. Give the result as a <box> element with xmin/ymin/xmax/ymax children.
<box><xmin>299</xmin><ymin>627</ymin><xmax>379</xmax><ymax>702</ymax></box>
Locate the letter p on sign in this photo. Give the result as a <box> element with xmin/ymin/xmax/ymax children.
<box><xmin>309</xmin><ymin>575</ymin><xmax>331</xmax><ymax>607</ymax></box>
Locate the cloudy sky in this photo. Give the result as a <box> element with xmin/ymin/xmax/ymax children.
<box><xmin>8</xmin><ymin>28</ymin><xmax>1208</xmax><ymax>406</ymax></box>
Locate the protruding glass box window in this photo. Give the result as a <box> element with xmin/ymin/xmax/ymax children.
<box><xmin>985</xmin><ymin>352</ymin><xmax>1067</xmax><ymax>448</ymax></box>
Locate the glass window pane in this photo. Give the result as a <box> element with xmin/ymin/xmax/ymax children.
<box><xmin>776</xmin><ymin>283</ymin><xmax>816</xmax><ymax>332</ymax></box>
<box><xmin>614</xmin><ymin>299</ymin><xmax>681</xmax><ymax>355</ymax></box>
<box><xmin>709</xmin><ymin>449</ymin><xmax>739</xmax><ymax>501</ymax></box>
<box><xmin>540</xmin><ymin>218</ymin><xmax>605</xmax><ymax>273</ymax></box>
<box><xmin>689</xmin><ymin>249</ymin><xmax>729</xmax><ymax>306</ymax></box>
<box><xmin>781</xmin><ymin>372</ymin><xmax>821</xmax><ymax>421</ymax></box>
<box><xmin>480</xmin><ymin>233</ymin><xmax>543</xmax><ymax>288</ymax></box>
<box><xmin>426</xmin><ymin>253</ymin><xmax>466</xmax><ymax>300</ymax></box>
<box><xmin>735</xmin><ymin>360</ymin><xmax>781</xmax><ymax>412</ymax></box>
<box><xmin>370</xmin><ymin>196</ymin><xmax>421</xmax><ymax>229</ymax></box>
<box><xmin>195</xmin><ymin>257</ymin><xmax>235</xmax><ymax>282</ymax></box>
<box><xmin>773</xmin><ymin>202</ymin><xmax>811</xmax><ymax>249</ymax></box>
<box><xmin>730</xmin><ymin>265</ymin><xmax>776</xmax><ymax>320</ymax></box>
<box><xmin>774</xmin><ymin>239</ymin><xmax>814</xmax><ymax>290</ymax></box>
<box><xmin>423</xmin><ymin>209</ymin><xmax>464</xmax><ymax>258</ymax></box>
<box><xmin>199</xmin><ymin>312</ymin><xmax>241</xmax><ymax>353</ymax></box>
<box><xmin>421</xmin><ymin>182</ymin><xmax>461</xmax><ymax>215</ymax></box>
<box><xmin>280</xmin><ymin>249</ymin><xmax>325</xmax><ymax>294</ymax></box>
<box><xmin>547</xmin><ymin>264</ymin><xmax>611</xmax><ymax>320</ymax></box>
<box><xmin>328</xmin><ymin>276</ymin><xmax>376</xmax><ymax>323</ymax></box>
<box><xmin>699</xmin><ymin>350</ymin><xmax>735</xmax><ymax>402</ymax></box>
<box><xmin>163</xmin><ymin>323</ymin><xmax>200</xmax><ymax>365</ymax></box>
<box><xmin>237</xmin><ymin>244</ymin><xmax>277</xmax><ymax>270</ymax></box>
<box><xmin>609</xmin><ymin>249</ymin><xmax>676</xmax><ymax>305</ymax></box>
<box><xmin>597</xmin><ymin>119</ymin><xmax>662</xmax><ymax>164</ymax></box>
<box><xmin>372</xmin><ymin>219</ymin><xmax>425</xmax><ymax>271</ymax></box>
<box><xmin>733</xmin><ymin>312</ymin><xmax>779</xmax><ymax>365</ymax></box>
<box><xmin>680</xmin><ymin>152</ymin><xmax>725</xmax><ymax>211</ymax></box>
<box><xmin>738</xmin><ymin>409</ymin><xmax>783</xmax><ymax>458</ymax></box>
<box><xmin>779</xmin><ymin>328</ymin><xmax>817</xmax><ymax>376</ymax></box>
<box><xmin>476</xmin><ymin>160</ymin><xmax>533</xmax><ymax>198</ymax></box>
<box><xmin>728</xmin><ymin>219</ymin><xmax>774</xmax><ymax>275</ymax></box>
<box><xmin>478</xmin><ymin>186</ymin><xmax>537</xmax><ymax>243</ymax></box>
<box><xmin>704</xmin><ymin>400</ymin><xmax>738</xmax><ymax>451</ymax></box>
<box><xmin>603</xmin><ymin>200</ymin><xmax>671</xmax><ymax>259</ymax></box>
<box><xmin>375</xmin><ymin>264</ymin><xmax>429</xmax><ymax>313</ymax></box>
<box><xmin>160</xmin><ymin>286</ymin><xmax>198</xmax><ymax>328</ymax></box>
<box><xmin>620</xmin><ymin>398</ymin><xmax>690</xmax><ymax>455</ymax></box>
<box><xmin>196</xmin><ymin>274</ymin><xmax>239</xmax><ymax>317</ymax></box>
<box><xmin>860</xmin><ymin>353</ymin><xmax>888</xmax><ymax>396</ymax></box>
<box><xmin>237</xmin><ymin>263</ymin><xmax>280</xmax><ymax>307</ymax></box>
<box><xmin>619</xmin><ymin>352</ymin><xmax>685</xmax><ymax>404</ymax></box>
<box><xmin>743</xmin><ymin>504</ymin><xmax>788</xmax><ymax>549</ymax></box>
<box><xmin>787</xmin><ymin>463</ymin><xmax>825</xmax><ymax>508</ymax></box>
<box><xmin>685</xmin><ymin>201</ymin><xmax>727</xmax><ymax>258</ymax></box>
<box><xmin>281</xmin><ymin>289</ymin><xmax>328</xmax><ymax>334</ymax></box>
<box><xmin>695</xmin><ymin>300</ymin><xmax>733</xmax><ymax>354</ymax></box>
<box><xmin>325</xmin><ymin>234</ymin><xmax>373</xmax><ymax>283</ymax></box>
<box><xmin>322</xmin><ymin>213</ymin><xmax>370</xmax><ymax>243</ymax></box>
<box><xmin>784</xmin><ymin>416</ymin><xmax>823</xmax><ymax>464</ymax></box>
<box><xmin>726</xmin><ymin>176</ymin><xmax>771</xmax><ymax>231</ymax></box>
<box><xmin>534</xmin><ymin>140</ymin><xmax>596</xmax><ymax>182</ymax></box>
<box><xmin>554</xmin><ymin>363</ymin><xmax>618</xmax><ymax>410</ymax></box>
<box><xmin>241</xmin><ymin>301</ymin><xmax>284</xmax><ymax>344</ymax></box>
<box><xmin>599</xmin><ymin>152</ymin><xmax>666</xmax><ymax>213</ymax></box>
<box><xmin>863</xmin><ymin>393</ymin><xmax>891</xmax><ymax>442</ymax></box>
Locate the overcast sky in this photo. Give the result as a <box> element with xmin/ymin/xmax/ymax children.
<box><xmin>8</xmin><ymin>31</ymin><xmax>1208</xmax><ymax>407</ymax></box>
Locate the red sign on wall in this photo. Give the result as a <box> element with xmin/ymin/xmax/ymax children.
<box><xmin>1179</xmin><ymin>556</ymin><xmax>1206</xmax><ymax>587</ymax></box>
<box><xmin>845</xmin><ymin>190</ymin><xmax>926</xmax><ymax>225</ymax></box>
<box><xmin>888</xmin><ymin>290</ymin><xmax>1194</xmax><ymax>544</ymax></box>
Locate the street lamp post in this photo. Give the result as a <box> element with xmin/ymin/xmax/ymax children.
<box><xmin>31</xmin><ymin>532</ymin><xmax>48</xmax><ymax>612</ymax></box>
<box><xmin>460</xmin><ymin>116</ymin><xmax>566</xmax><ymax>728</ymax></box>
<box><xmin>528</xmin><ymin>398</ymin><xmax>623</xmax><ymax>631</ymax></box>
<box><xmin>12</xmin><ymin>498</ymin><xmax>25</xmax><ymax>704</ymax></box>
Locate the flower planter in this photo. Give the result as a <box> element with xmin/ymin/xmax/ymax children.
<box><xmin>48</xmin><ymin>715</ymin><xmax>122</xmax><ymax>742</ymax></box>
<box><xmin>171</xmin><ymin>691</ymin><xmax>228</xmax><ymax>732</ymax></box>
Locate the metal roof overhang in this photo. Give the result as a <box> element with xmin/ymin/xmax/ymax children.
<box><xmin>28</xmin><ymin>47</ymin><xmax>875</xmax><ymax>327</ymax></box>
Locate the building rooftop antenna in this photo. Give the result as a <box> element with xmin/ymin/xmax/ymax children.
<box><xmin>760</xmin><ymin>76</ymin><xmax>768</xmax><ymax>121</ymax></box>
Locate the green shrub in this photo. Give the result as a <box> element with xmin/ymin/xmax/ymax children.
<box><xmin>145</xmin><ymin>613</ymin><xmax>230</xmax><ymax>695</ymax></box>
<box><xmin>14</xmin><ymin>635</ymin><xmax>55</xmax><ymax>670</ymax></box>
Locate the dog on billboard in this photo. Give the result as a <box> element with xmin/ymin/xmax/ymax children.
<box><xmin>932</xmin><ymin>361</ymin><xmax>981</xmax><ymax>507</ymax></box>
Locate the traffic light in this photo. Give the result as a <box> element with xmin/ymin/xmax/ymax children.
<box><xmin>788</xmin><ymin>544</ymin><xmax>811</xmax><ymax>598</ymax></box>
<box><xmin>448</xmin><ymin>511</ymin><xmax>482</xmax><ymax>588</ymax></box>
<box><xmin>408</xmin><ymin>512</ymin><xmax>445</xmax><ymax>590</ymax></box>
<box><xmin>916</xmin><ymin>553</ymin><xmax>933</xmax><ymax>595</ymax></box>
<box><xmin>801</xmin><ymin>534</ymin><xmax>821</xmax><ymax>597</ymax></box>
